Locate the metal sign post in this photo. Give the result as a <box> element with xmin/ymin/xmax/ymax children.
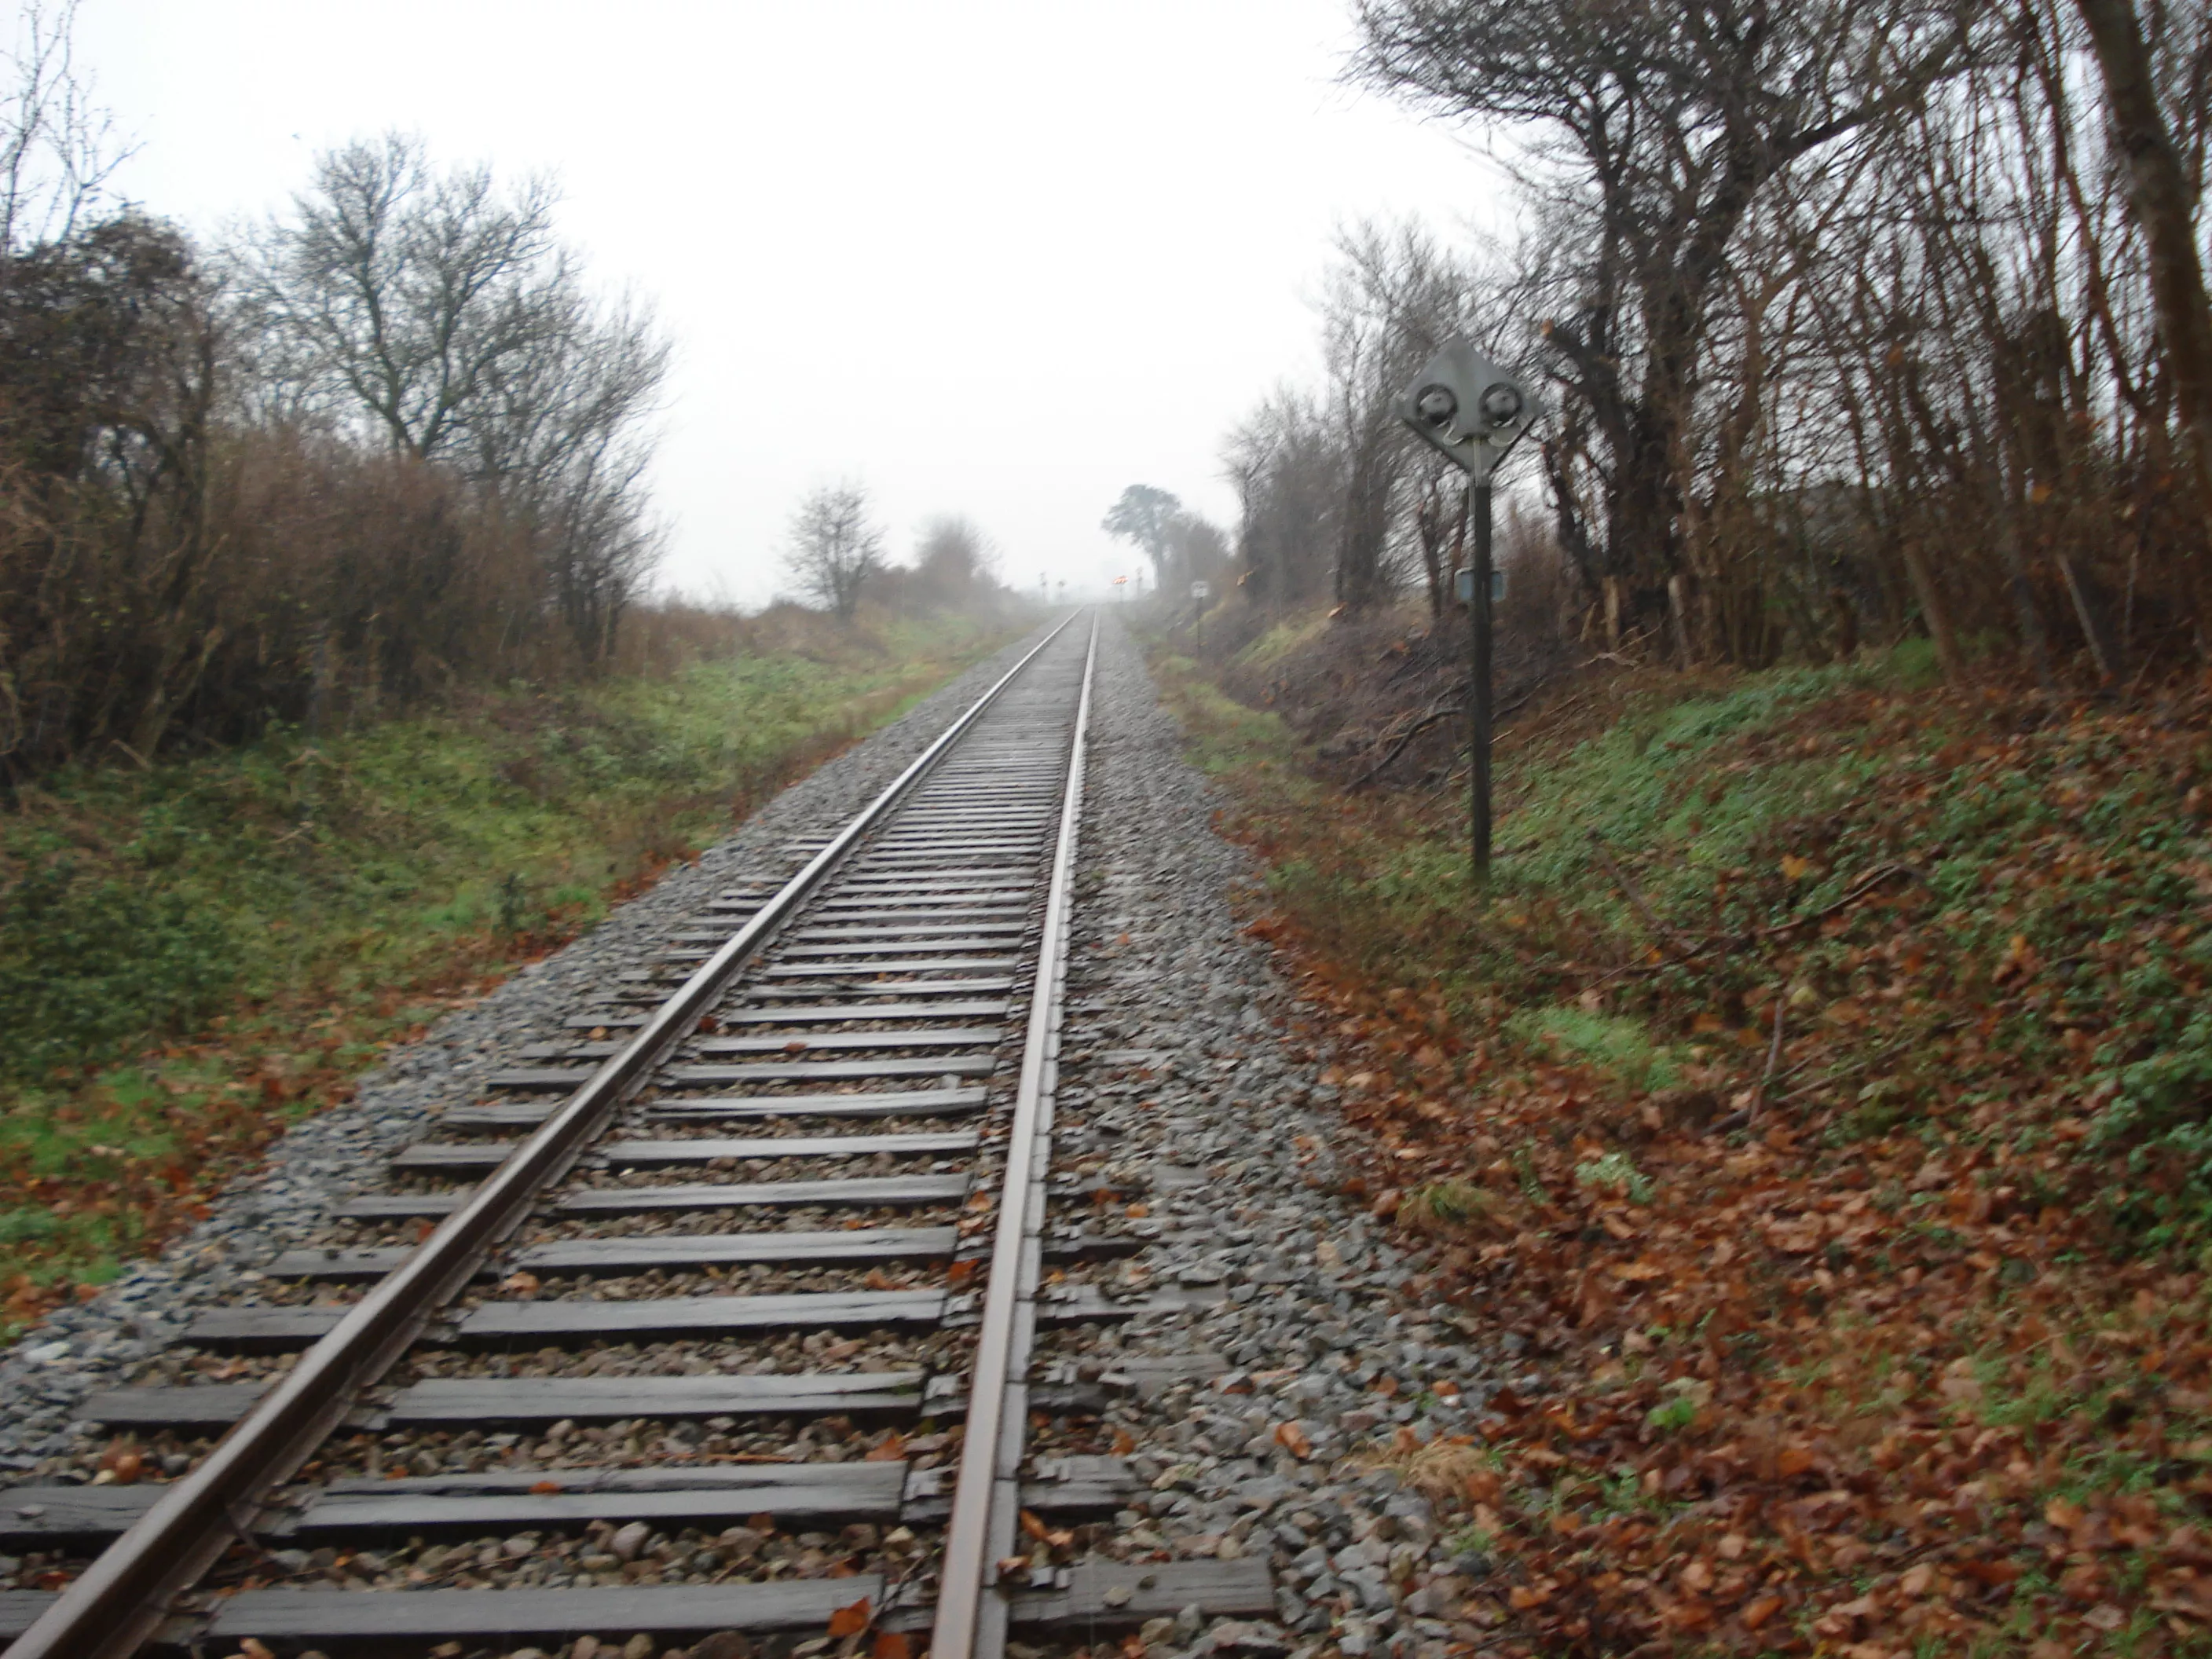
<box><xmin>1190</xmin><ymin>579</ymin><xmax>1210</xmax><ymax>653</ymax></box>
<box><xmin>1397</xmin><ymin>340</ymin><xmax>1539</xmax><ymax>882</ymax></box>
<box><xmin>1468</xmin><ymin>479</ymin><xmax>1494</xmax><ymax>871</ymax></box>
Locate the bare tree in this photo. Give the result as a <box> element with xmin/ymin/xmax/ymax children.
<box><xmin>1101</xmin><ymin>484</ymin><xmax>1231</xmax><ymax>596</ymax></box>
<box><xmin>1411</xmin><ymin>463</ymin><xmax>1468</xmax><ymax>618</ymax></box>
<box><xmin>0</xmin><ymin>214</ymin><xmax>222</xmax><ymax>764</ymax></box>
<box><xmin>0</xmin><ymin>0</ymin><xmax>127</xmax><ymax>266</ymax></box>
<box><xmin>2075</xmin><ymin>0</ymin><xmax>2212</xmax><ymax>572</ymax></box>
<box><xmin>1318</xmin><ymin>221</ymin><xmax>1485</xmax><ymax>609</ymax></box>
<box><xmin>0</xmin><ymin>38</ymin><xmax>694</xmax><ymax>775</ymax></box>
<box><xmin>1163</xmin><ymin>512</ymin><xmax>1230</xmax><ymax>589</ymax></box>
<box><xmin>1353</xmin><ymin>0</ymin><xmax>1976</xmax><ymax>635</ymax></box>
<box><xmin>911</xmin><ymin>515</ymin><xmax>995</xmax><ymax>599</ymax></box>
<box><xmin>1223</xmin><ymin>388</ymin><xmax>1342</xmax><ymax>608</ymax></box>
<box><xmin>464</xmin><ymin>275</ymin><xmax>669</xmax><ymax>661</ymax></box>
<box><xmin>1196</xmin><ymin>0</ymin><xmax>2210</xmax><ymax>681</ymax></box>
<box><xmin>236</xmin><ymin>134</ymin><xmax>565</xmax><ymax>460</ymax></box>
<box><xmin>785</xmin><ymin>482</ymin><xmax>884</xmax><ymax>621</ymax></box>
<box><xmin>1216</xmin><ymin>225</ymin><xmax>1487</xmax><ymax>617</ymax></box>
<box><xmin>234</xmin><ymin>133</ymin><xmax>671</xmax><ymax>659</ymax></box>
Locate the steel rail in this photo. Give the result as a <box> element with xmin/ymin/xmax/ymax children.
<box><xmin>5</xmin><ymin>613</ymin><xmax>1084</xmax><ymax>1659</ymax></box>
<box><xmin>932</xmin><ymin>612</ymin><xmax>1098</xmax><ymax>1659</ymax></box>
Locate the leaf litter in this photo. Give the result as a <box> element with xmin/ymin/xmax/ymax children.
<box><xmin>1159</xmin><ymin>643</ymin><xmax>2212</xmax><ymax>1657</ymax></box>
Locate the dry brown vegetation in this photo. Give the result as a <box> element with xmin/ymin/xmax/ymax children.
<box><xmin>1159</xmin><ymin>611</ymin><xmax>2212</xmax><ymax>1656</ymax></box>
<box><xmin>1214</xmin><ymin>0</ymin><xmax>2212</xmax><ymax>702</ymax></box>
<box><xmin>0</xmin><ymin>103</ymin><xmax>683</xmax><ymax>779</ymax></box>
<box><xmin>0</xmin><ymin>603</ymin><xmax>1019</xmax><ymax>1329</ymax></box>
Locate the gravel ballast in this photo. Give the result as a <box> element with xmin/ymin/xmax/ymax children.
<box><xmin>1021</xmin><ymin>617</ymin><xmax>1511</xmax><ymax>1659</ymax></box>
<box><xmin>0</xmin><ymin>628</ymin><xmax>1047</xmax><ymax>1470</ymax></box>
<box><xmin>0</xmin><ymin>613</ymin><xmax>1511</xmax><ymax>1659</ymax></box>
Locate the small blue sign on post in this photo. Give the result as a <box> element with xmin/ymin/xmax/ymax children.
<box><xmin>1454</xmin><ymin>566</ymin><xmax>1506</xmax><ymax>606</ymax></box>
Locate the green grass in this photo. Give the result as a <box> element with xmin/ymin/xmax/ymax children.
<box><xmin>1573</xmin><ymin>1148</ymin><xmax>1656</xmax><ymax>1205</ymax></box>
<box><xmin>1508</xmin><ymin>1005</ymin><xmax>1680</xmax><ymax>1091</ymax></box>
<box><xmin>1152</xmin><ymin>621</ymin><xmax>2212</xmax><ymax>1241</ymax></box>
<box><xmin>0</xmin><ymin>613</ymin><xmax>1018</xmax><ymax>1320</ymax></box>
<box><xmin>1226</xmin><ymin>611</ymin><xmax>1335</xmax><ymax>672</ymax></box>
<box><xmin>1152</xmin><ymin>613</ymin><xmax>2212</xmax><ymax>1659</ymax></box>
<box><xmin>1156</xmin><ymin>646</ymin><xmax>1904</xmax><ymax>992</ymax></box>
<box><xmin>1156</xmin><ymin>644</ymin><xmax>1907</xmax><ymax>1075</ymax></box>
<box><xmin>1398</xmin><ymin>1177</ymin><xmax>1494</xmax><ymax>1232</ymax></box>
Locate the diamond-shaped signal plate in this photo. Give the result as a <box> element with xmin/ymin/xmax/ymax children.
<box><xmin>1396</xmin><ymin>339</ymin><xmax>1539</xmax><ymax>477</ymax></box>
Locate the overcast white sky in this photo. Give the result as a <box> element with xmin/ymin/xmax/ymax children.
<box><xmin>77</xmin><ymin>1</ymin><xmax>1506</xmax><ymax>605</ymax></box>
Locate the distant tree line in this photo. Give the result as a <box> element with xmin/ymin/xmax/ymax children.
<box><xmin>1100</xmin><ymin>484</ymin><xmax>1231</xmax><ymax>599</ymax></box>
<box><xmin>0</xmin><ymin>8</ymin><xmax>670</xmax><ymax>779</ymax></box>
<box><xmin>780</xmin><ymin>481</ymin><xmax>1024</xmax><ymax>623</ymax></box>
<box><xmin>1225</xmin><ymin>0</ymin><xmax>2212</xmax><ymax>681</ymax></box>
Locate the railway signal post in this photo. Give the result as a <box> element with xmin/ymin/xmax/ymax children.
<box><xmin>1397</xmin><ymin>339</ymin><xmax>1539</xmax><ymax>881</ymax></box>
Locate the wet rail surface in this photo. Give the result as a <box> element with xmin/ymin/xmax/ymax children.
<box><xmin>0</xmin><ymin>614</ymin><xmax>1272</xmax><ymax>1659</ymax></box>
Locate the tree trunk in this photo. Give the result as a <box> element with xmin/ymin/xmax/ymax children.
<box><xmin>1415</xmin><ymin>483</ymin><xmax>1451</xmax><ymax>620</ymax></box>
<box><xmin>1897</xmin><ymin>536</ymin><xmax>1965</xmax><ymax>683</ymax></box>
<box><xmin>2056</xmin><ymin>554</ymin><xmax>2117</xmax><ymax>682</ymax></box>
<box><xmin>2076</xmin><ymin>0</ymin><xmax>2212</xmax><ymax>624</ymax></box>
<box><xmin>1987</xmin><ymin>467</ymin><xmax>2059</xmax><ymax>696</ymax></box>
<box><xmin>1335</xmin><ymin>423</ymin><xmax>1397</xmax><ymax>611</ymax></box>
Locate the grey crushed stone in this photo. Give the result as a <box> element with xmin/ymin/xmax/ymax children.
<box><xmin>0</xmin><ymin>628</ymin><xmax>1049</xmax><ymax>1468</ymax></box>
<box><xmin>0</xmin><ymin>613</ymin><xmax>1519</xmax><ymax>1659</ymax></box>
<box><xmin>1029</xmin><ymin>617</ymin><xmax>1515</xmax><ymax>1659</ymax></box>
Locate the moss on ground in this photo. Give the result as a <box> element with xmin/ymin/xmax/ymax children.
<box><xmin>0</xmin><ymin>613</ymin><xmax>1019</xmax><ymax>1328</ymax></box>
<box><xmin>1148</xmin><ymin>612</ymin><xmax>2212</xmax><ymax>1656</ymax></box>
<box><xmin>1154</xmin><ymin>636</ymin><xmax>2211</xmax><ymax>1214</ymax></box>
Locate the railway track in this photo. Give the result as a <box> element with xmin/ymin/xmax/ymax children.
<box><xmin>0</xmin><ymin>614</ymin><xmax>1273</xmax><ymax>1659</ymax></box>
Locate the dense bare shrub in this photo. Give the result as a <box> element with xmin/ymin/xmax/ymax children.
<box><xmin>232</xmin><ymin>131</ymin><xmax>670</xmax><ymax>664</ymax></box>
<box><xmin>0</xmin><ymin>33</ymin><xmax>683</xmax><ymax>780</ymax></box>
<box><xmin>782</xmin><ymin>482</ymin><xmax>884</xmax><ymax>622</ymax></box>
<box><xmin>1222</xmin><ymin>0</ymin><xmax>2212</xmax><ymax>685</ymax></box>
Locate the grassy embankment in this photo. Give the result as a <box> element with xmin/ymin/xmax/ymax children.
<box><xmin>1155</xmin><ymin>615</ymin><xmax>2212</xmax><ymax>1658</ymax></box>
<box><xmin>0</xmin><ymin>613</ymin><xmax>1021</xmax><ymax>1334</ymax></box>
